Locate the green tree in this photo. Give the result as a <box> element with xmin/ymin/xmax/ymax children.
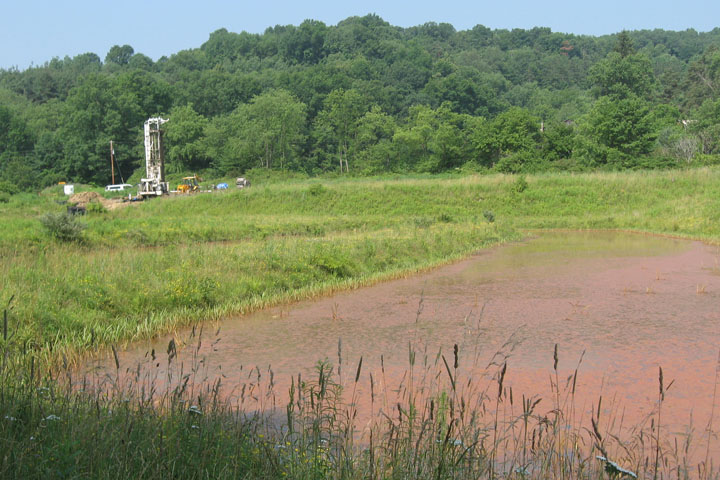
<box><xmin>613</xmin><ymin>31</ymin><xmax>635</xmax><ymax>58</ymax></box>
<box><xmin>0</xmin><ymin>105</ymin><xmax>37</xmax><ymax>189</ymax></box>
<box><xmin>164</xmin><ymin>105</ymin><xmax>209</xmax><ymax>172</ymax></box>
<box><xmin>693</xmin><ymin>97</ymin><xmax>720</xmax><ymax>154</ymax></box>
<box><xmin>0</xmin><ymin>105</ymin><xmax>33</xmax><ymax>154</ymax></box>
<box><xmin>423</xmin><ymin>68</ymin><xmax>508</xmax><ymax>116</ymax></box>
<box><xmin>215</xmin><ymin>90</ymin><xmax>307</xmax><ymax>173</ymax></box>
<box><xmin>581</xmin><ymin>95</ymin><xmax>657</xmax><ymax>165</ymax></box>
<box><xmin>393</xmin><ymin>104</ymin><xmax>473</xmax><ymax>172</ymax></box>
<box><xmin>314</xmin><ymin>88</ymin><xmax>366</xmax><ymax>173</ymax></box>
<box><xmin>354</xmin><ymin>106</ymin><xmax>397</xmax><ymax>173</ymax></box>
<box><xmin>541</xmin><ymin>122</ymin><xmax>575</xmax><ymax>162</ymax></box>
<box><xmin>105</xmin><ymin>45</ymin><xmax>135</xmax><ymax>66</ymax></box>
<box><xmin>57</xmin><ymin>72</ymin><xmax>172</xmax><ymax>184</ymax></box>
<box><xmin>588</xmin><ymin>52</ymin><xmax>656</xmax><ymax>99</ymax></box>
<box><xmin>584</xmin><ymin>45</ymin><xmax>661</xmax><ymax>167</ymax></box>
<box><xmin>281</xmin><ymin>20</ymin><xmax>328</xmax><ymax>64</ymax></box>
<box><xmin>473</xmin><ymin>107</ymin><xmax>541</xmax><ymax>166</ymax></box>
<box><xmin>177</xmin><ymin>70</ymin><xmax>261</xmax><ymax>117</ymax></box>
<box><xmin>683</xmin><ymin>46</ymin><xmax>720</xmax><ymax>109</ymax></box>
<box><xmin>128</xmin><ymin>53</ymin><xmax>155</xmax><ymax>71</ymax></box>
<box><xmin>248</xmin><ymin>89</ymin><xmax>307</xmax><ymax>170</ymax></box>
<box><xmin>392</xmin><ymin>105</ymin><xmax>435</xmax><ymax>171</ymax></box>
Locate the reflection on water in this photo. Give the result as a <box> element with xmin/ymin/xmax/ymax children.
<box><xmin>87</xmin><ymin>232</ymin><xmax>720</xmax><ymax>439</ymax></box>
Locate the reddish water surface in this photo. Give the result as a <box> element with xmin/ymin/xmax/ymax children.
<box><xmin>85</xmin><ymin>232</ymin><xmax>720</xmax><ymax>452</ymax></box>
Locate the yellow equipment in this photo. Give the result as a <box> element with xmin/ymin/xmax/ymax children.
<box><xmin>177</xmin><ymin>174</ymin><xmax>202</xmax><ymax>193</ymax></box>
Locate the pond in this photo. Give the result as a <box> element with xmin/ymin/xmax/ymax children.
<box><xmin>86</xmin><ymin>231</ymin><xmax>720</xmax><ymax>443</ymax></box>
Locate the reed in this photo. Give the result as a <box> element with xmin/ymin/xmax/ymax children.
<box><xmin>2</xmin><ymin>312</ymin><xmax>718</xmax><ymax>479</ymax></box>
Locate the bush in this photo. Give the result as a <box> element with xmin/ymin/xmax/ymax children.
<box><xmin>86</xmin><ymin>201</ymin><xmax>107</xmax><ymax>214</ymax></box>
<box><xmin>0</xmin><ymin>181</ymin><xmax>19</xmax><ymax>195</ymax></box>
<box><xmin>495</xmin><ymin>150</ymin><xmax>546</xmax><ymax>174</ymax></box>
<box><xmin>312</xmin><ymin>251</ymin><xmax>355</xmax><ymax>278</ymax></box>
<box><xmin>308</xmin><ymin>183</ymin><xmax>326</xmax><ymax>196</ymax></box>
<box><xmin>437</xmin><ymin>212</ymin><xmax>454</xmax><ymax>223</ymax></box>
<box><xmin>483</xmin><ymin>210</ymin><xmax>495</xmax><ymax>223</ymax></box>
<box><xmin>244</xmin><ymin>167</ymin><xmax>309</xmax><ymax>185</ymax></box>
<box><xmin>40</xmin><ymin>212</ymin><xmax>86</xmax><ymax>242</ymax></box>
<box><xmin>694</xmin><ymin>154</ymin><xmax>720</xmax><ymax>166</ymax></box>
<box><xmin>413</xmin><ymin>217</ymin><xmax>433</xmax><ymax>228</ymax></box>
<box><xmin>512</xmin><ymin>175</ymin><xmax>529</xmax><ymax>194</ymax></box>
<box><xmin>0</xmin><ymin>192</ymin><xmax>10</xmax><ymax>204</ymax></box>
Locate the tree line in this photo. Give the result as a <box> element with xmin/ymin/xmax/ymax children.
<box><xmin>1</xmin><ymin>15</ymin><xmax>720</xmax><ymax>190</ymax></box>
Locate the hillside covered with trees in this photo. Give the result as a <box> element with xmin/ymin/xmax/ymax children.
<box><xmin>1</xmin><ymin>15</ymin><xmax>720</xmax><ymax>190</ymax></box>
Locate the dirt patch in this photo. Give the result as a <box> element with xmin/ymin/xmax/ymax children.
<box><xmin>68</xmin><ymin>192</ymin><xmax>135</xmax><ymax>210</ymax></box>
<box><xmin>104</xmin><ymin>198</ymin><xmax>139</xmax><ymax>211</ymax></box>
<box><xmin>68</xmin><ymin>191</ymin><xmax>105</xmax><ymax>207</ymax></box>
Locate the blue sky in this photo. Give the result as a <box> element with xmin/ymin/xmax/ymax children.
<box><xmin>2</xmin><ymin>0</ymin><xmax>719</xmax><ymax>70</ymax></box>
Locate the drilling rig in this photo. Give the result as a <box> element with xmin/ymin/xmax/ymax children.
<box><xmin>138</xmin><ymin>117</ymin><xmax>169</xmax><ymax>198</ymax></box>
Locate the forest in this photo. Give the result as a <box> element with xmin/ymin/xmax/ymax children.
<box><xmin>1</xmin><ymin>15</ymin><xmax>720</xmax><ymax>190</ymax></box>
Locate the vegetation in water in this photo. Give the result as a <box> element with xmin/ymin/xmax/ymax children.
<box><xmin>0</xmin><ymin>302</ymin><xmax>717</xmax><ymax>479</ymax></box>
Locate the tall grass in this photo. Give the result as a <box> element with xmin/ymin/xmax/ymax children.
<box><xmin>3</xmin><ymin>168</ymin><xmax>720</xmax><ymax>359</ymax></box>
<box><xmin>1</xmin><ymin>304</ymin><xmax>717</xmax><ymax>479</ymax></box>
<box><xmin>1</xmin><ymin>222</ymin><xmax>513</xmax><ymax>362</ymax></box>
<box><xmin>6</xmin><ymin>167</ymin><xmax>720</xmax><ymax>252</ymax></box>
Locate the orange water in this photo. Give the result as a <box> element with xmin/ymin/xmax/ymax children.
<box><xmin>85</xmin><ymin>232</ymin><xmax>720</xmax><ymax>456</ymax></box>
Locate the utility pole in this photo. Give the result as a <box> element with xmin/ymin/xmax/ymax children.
<box><xmin>110</xmin><ymin>140</ymin><xmax>115</xmax><ymax>185</ymax></box>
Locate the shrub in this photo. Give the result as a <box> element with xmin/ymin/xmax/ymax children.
<box><xmin>413</xmin><ymin>217</ymin><xmax>433</xmax><ymax>228</ymax></box>
<box><xmin>0</xmin><ymin>181</ymin><xmax>19</xmax><ymax>195</ymax></box>
<box><xmin>695</xmin><ymin>154</ymin><xmax>720</xmax><ymax>166</ymax></box>
<box><xmin>308</xmin><ymin>183</ymin><xmax>326</xmax><ymax>196</ymax></box>
<box><xmin>495</xmin><ymin>150</ymin><xmax>545</xmax><ymax>174</ymax></box>
<box><xmin>0</xmin><ymin>192</ymin><xmax>10</xmax><ymax>204</ymax></box>
<box><xmin>512</xmin><ymin>175</ymin><xmax>529</xmax><ymax>194</ymax></box>
<box><xmin>86</xmin><ymin>201</ymin><xmax>107</xmax><ymax>214</ymax></box>
<box><xmin>483</xmin><ymin>210</ymin><xmax>495</xmax><ymax>223</ymax></box>
<box><xmin>313</xmin><ymin>251</ymin><xmax>355</xmax><ymax>278</ymax></box>
<box><xmin>437</xmin><ymin>212</ymin><xmax>454</xmax><ymax>223</ymax></box>
<box><xmin>39</xmin><ymin>212</ymin><xmax>86</xmax><ymax>242</ymax></box>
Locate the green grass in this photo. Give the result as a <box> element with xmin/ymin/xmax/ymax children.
<box><xmin>4</xmin><ymin>168</ymin><xmax>720</xmax><ymax>359</ymax></box>
<box><xmin>4</xmin><ymin>223</ymin><xmax>510</xmax><ymax>359</ymax></box>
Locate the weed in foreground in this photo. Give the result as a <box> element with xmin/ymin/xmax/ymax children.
<box><xmin>39</xmin><ymin>212</ymin><xmax>86</xmax><ymax>243</ymax></box>
<box><xmin>1</xmin><ymin>300</ymin><xmax>718</xmax><ymax>479</ymax></box>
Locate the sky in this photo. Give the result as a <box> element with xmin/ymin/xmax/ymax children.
<box><xmin>1</xmin><ymin>0</ymin><xmax>719</xmax><ymax>70</ymax></box>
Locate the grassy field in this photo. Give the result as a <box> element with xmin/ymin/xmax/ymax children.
<box><xmin>2</xmin><ymin>168</ymin><xmax>720</xmax><ymax>478</ymax></box>
<box><xmin>4</xmin><ymin>168</ymin><xmax>720</xmax><ymax>358</ymax></box>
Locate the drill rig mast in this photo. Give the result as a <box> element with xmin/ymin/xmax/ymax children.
<box><xmin>138</xmin><ymin>117</ymin><xmax>169</xmax><ymax>198</ymax></box>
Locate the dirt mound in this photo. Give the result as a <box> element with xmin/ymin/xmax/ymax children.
<box><xmin>69</xmin><ymin>191</ymin><xmax>105</xmax><ymax>207</ymax></box>
<box><xmin>68</xmin><ymin>191</ymin><xmax>135</xmax><ymax>210</ymax></box>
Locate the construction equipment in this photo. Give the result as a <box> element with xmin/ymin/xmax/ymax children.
<box><xmin>138</xmin><ymin>117</ymin><xmax>169</xmax><ymax>198</ymax></box>
<box><xmin>177</xmin><ymin>174</ymin><xmax>203</xmax><ymax>194</ymax></box>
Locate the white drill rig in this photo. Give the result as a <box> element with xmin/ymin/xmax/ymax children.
<box><xmin>138</xmin><ymin>117</ymin><xmax>169</xmax><ymax>198</ymax></box>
